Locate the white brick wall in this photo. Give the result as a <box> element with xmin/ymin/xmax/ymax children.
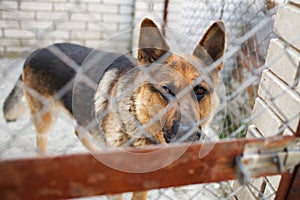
<box><xmin>265</xmin><ymin>39</ymin><xmax>300</xmax><ymax>87</ymax></box>
<box><xmin>252</xmin><ymin>97</ymin><xmax>284</xmax><ymax>136</ymax></box>
<box><xmin>258</xmin><ymin>70</ymin><xmax>300</xmax><ymax>133</ymax></box>
<box><xmin>274</xmin><ymin>3</ymin><xmax>300</xmax><ymax>50</ymax></box>
<box><xmin>2</xmin><ymin>11</ymin><xmax>35</xmax><ymax>20</ymax></box>
<box><xmin>88</xmin><ymin>4</ymin><xmax>119</xmax><ymax>14</ymax></box>
<box><xmin>20</xmin><ymin>2</ymin><xmax>53</xmax><ymax>11</ymax></box>
<box><xmin>250</xmin><ymin>0</ymin><xmax>300</xmax><ymax>148</ymax></box>
<box><xmin>1</xmin><ymin>1</ymin><xmax>18</xmax><ymax>10</ymax></box>
<box><xmin>237</xmin><ymin>1</ymin><xmax>300</xmax><ymax>199</ymax></box>
<box><xmin>4</xmin><ymin>29</ymin><xmax>36</xmax><ymax>39</ymax></box>
<box><xmin>0</xmin><ymin>0</ymin><xmax>135</xmax><ymax>56</ymax></box>
<box><xmin>36</xmin><ymin>12</ymin><xmax>67</xmax><ymax>21</ymax></box>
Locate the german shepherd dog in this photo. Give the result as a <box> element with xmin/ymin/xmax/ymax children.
<box><xmin>3</xmin><ymin>18</ymin><xmax>225</xmax><ymax>199</ymax></box>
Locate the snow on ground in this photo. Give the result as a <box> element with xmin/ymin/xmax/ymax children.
<box><xmin>0</xmin><ymin>59</ymin><xmax>229</xmax><ymax>200</ymax></box>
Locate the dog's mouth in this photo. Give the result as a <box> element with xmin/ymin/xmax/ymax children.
<box><xmin>162</xmin><ymin>127</ymin><xmax>202</xmax><ymax>143</ymax></box>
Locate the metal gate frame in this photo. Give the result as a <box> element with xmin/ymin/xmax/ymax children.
<box><xmin>0</xmin><ymin>122</ymin><xmax>299</xmax><ymax>200</ymax></box>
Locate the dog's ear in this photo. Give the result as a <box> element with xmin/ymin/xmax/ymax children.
<box><xmin>193</xmin><ymin>21</ymin><xmax>225</xmax><ymax>70</ymax></box>
<box><xmin>138</xmin><ymin>18</ymin><xmax>170</xmax><ymax>65</ymax></box>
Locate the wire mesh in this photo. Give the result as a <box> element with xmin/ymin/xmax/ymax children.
<box><xmin>1</xmin><ymin>0</ymin><xmax>299</xmax><ymax>199</ymax></box>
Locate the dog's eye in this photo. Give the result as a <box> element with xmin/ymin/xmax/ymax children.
<box><xmin>194</xmin><ymin>86</ymin><xmax>207</xmax><ymax>101</ymax></box>
<box><xmin>162</xmin><ymin>86</ymin><xmax>175</xmax><ymax>97</ymax></box>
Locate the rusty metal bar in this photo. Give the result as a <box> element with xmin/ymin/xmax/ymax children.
<box><xmin>286</xmin><ymin>165</ymin><xmax>300</xmax><ymax>200</ymax></box>
<box><xmin>0</xmin><ymin>135</ymin><xmax>295</xmax><ymax>200</ymax></box>
<box><xmin>275</xmin><ymin>120</ymin><xmax>300</xmax><ymax>200</ymax></box>
<box><xmin>162</xmin><ymin>0</ymin><xmax>169</xmax><ymax>36</ymax></box>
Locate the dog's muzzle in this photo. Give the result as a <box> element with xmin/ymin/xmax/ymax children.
<box><xmin>163</xmin><ymin>124</ymin><xmax>202</xmax><ymax>143</ymax></box>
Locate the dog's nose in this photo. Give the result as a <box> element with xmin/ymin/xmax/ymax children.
<box><xmin>163</xmin><ymin>122</ymin><xmax>202</xmax><ymax>143</ymax></box>
<box><xmin>191</xmin><ymin>130</ymin><xmax>202</xmax><ymax>142</ymax></box>
<box><xmin>178</xmin><ymin>125</ymin><xmax>202</xmax><ymax>142</ymax></box>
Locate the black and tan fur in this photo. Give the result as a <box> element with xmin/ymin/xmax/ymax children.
<box><xmin>3</xmin><ymin>18</ymin><xmax>225</xmax><ymax>200</ymax></box>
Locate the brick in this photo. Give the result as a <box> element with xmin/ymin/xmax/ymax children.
<box><xmin>0</xmin><ymin>39</ymin><xmax>20</xmax><ymax>46</ymax></box>
<box><xmin>31</xmin><ymin>0</ymin><xmax>68</xmax><ymax>2</ymax></box>
<box><xmin>54</xmin><ymin>2</ymin><xmax>84</xmax><ymax>12</ymax></box>
<box><xmin>265</xmin><ymin>39</ymin><xmax>300</xmax><ymax>87</ymax></box>
<box><xmin>89</xmin><ymin>13</ymin><xmax>102</xmax><ymax>21</ymax></box>
<box><xmin>71</xmin><ymin>31</ymin><xmax>101</xmax><ymax>40</ymax></box>
<box><xmin>168</xmin><ymin>0</ymin><xmax>181</xmax><ymax>12</ymax></box>
<box><xmin>20</xmin><ymin>2</ymin><xmax>52</xmax><ymax>11</ymax></box>
<box><xmin>52</xmin><ymin>39</ymin><xmax>67</xmax><ymax>44</ymax></box>
<box><xmin>36</xmin><ymin>12</ymin><xmax>66</xmax><ymax>21</ymax></box>
<box><xmin>283</xmin><ymin>127</ymin><xmax>294</xmax><ymax>136</ymax></box>
<box><xmin>252</xmin><ymin>97</ymin><xmax>284</xmax><ymax>136</ymax></box>
<box><xmin>68</xmin><ymin>40</ymin><xmax>84</xmax><ymax>46</ymax></box>
<box><xmin>21</xmin><ymin>21</ymin><xmax>52</xmax><ymax>30</ymax></box>
<box><xmin>115</xmin><ymin>40</ymin><xmax>131</xmax><ymax>50</ymax></box>
<box><xmin>274</xmin><ymin>4</ymin><xmax>300</xmax><ymax>50</ymax></box>
<box><xmin>45</xmin><ymin>30</ymin><xmax>69</xmax><ymax>39</ymax></box>
<box><xmin>77</xmin><ymin>0</ymin><xmax>102</xmax><ymax>3</ymax></box>
<box><xmin>70</xmin><ymin>13</ymin><xmax>90</xmax><ymax>21</ymax></box>
<box><xmin>258</xmin><ymin>70</ymin><xmax>300</xmax><ymax>133</ymax></box>
<box><xmin>0</xmin><ymin>20</ymin><xmax>19</xmax><ymax>28</ymax></box>
<box><xmin>84</xmin><ymin>40</ymin><xmax>102</xmax><ymax>48</ymax></box>
<box><xmin>119</xmin><ymin>5</ymin><xmax>134</xmax><ymax>14</ymax></box>
<box><xmin>102</xmin><ymin>0</ymin><xmax>133</xmax><ymax>5</ymax></box>
<box><xmin>6</xmin><ymin>46</ymin><xmax>34</xmax><ymax>53</ymax></box>
<box><xmin>263</xmin><ymin>175</ymin><xmax>281</xmax><ymax>197</ymax></box>
<box><xmin>1</xmin><ymin>1</ymin><xmax>18</xmax><ymax>10</ymax></box>
<box><xmin>119</xmin><ymin>22</ymin><xmax>133</xmax><ymax>30</ymax></box>
<box><xmin>102</xmin><ymin>31</ymin><xmax>129</xmax><ymax>40</ymax></box>
<box><xmin>87</xmin><ymin>22</ymin><xmax>100</xmax><ymax>31</ymax></box>
<box><xmin>88</xmin><ymin>4</ymin><xmax>118</xmax><ymax>14</ymax></box>
<box><xmin>103</xmin><ymin>22</ymin><xmax>121</xmax><ymax>31</ymax></box>
<box><xmin>296</xmin><ymin>82</ymin><xmax>300</xmax><ymax>94</ymax></box>
<box><xmin>56</xmin><ymin>21</ymin><xmax>85</xmax><ymax>30</ymax></box>
<box><xmin>233</xmin><ymin>178</ymin><xmax>265</xmax><ymax>200</ymax></box>
<box><xmin>0</xmin><ymin>47</ymin><xmax>6</xmax><ymax>55</ymax></box>
<box><xmin>153</xmin><ymin>2</ymin><xmax>165</xmax><ymax>12</ymax></box>
<box><xmin>20</xmin><ymin>39</ymin><xmax>39</xmax><ymax>46</ymax></box>
<box><xmin>246</xmin><ymin>125</ymin><xmax>263</xmax><ymax>138</ymax></box>
<box><xmin>87</xmin><ymin>22</ymin><xmax>107</xmax><ymax>31</ymax></box>
<box><xmin>167</xmin><ymin>20</ymin><xmax>182</xmax><ymax>30</ymax></box>
<box><xmin>102</xmin><ymin>14</ymin><xmax>132</xmax><ymax>23</ymax></box>
<box><xmin>89</xmin><ymin>21</ymin><xmax>118</xmax><ymax>31</ymax></box>
<box><xmin>4</xmin><ymin>29</ymin><xmax>36</xmax><ymax>39</ymax></box>
<box><xmin>2</xmin><ymin>11</ymin><xmax>35</xmax><ymax>20</ymax></box>
<box><xmin>118</xmin><ymin>32</ymin><xmax>131</xmax><ymax>40</ymax></box>
<box><xmin>134</xmin><ymin>1</ymin><xmax>149</xmax><ymax>10</ymax></box>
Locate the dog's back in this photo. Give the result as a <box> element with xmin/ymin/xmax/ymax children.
<box><xmin>3</xmin><ymin>43</ymin><xmax>94</xmax><ymax>152</ymax></box>
<box><xmin>3</xmin><ymin>42</ymin><xmax>137</xmax><ymax>152</ymax></box>
<box><xmin>3</xmin><ymin>43</ymin><xmax>92</xmax><ymax>122</ymax></box>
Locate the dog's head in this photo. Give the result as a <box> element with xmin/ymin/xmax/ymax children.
<box><xmin>130</xmin><ymin>19</ymin><xmax>225</xmax><ymax>144</ymax></box>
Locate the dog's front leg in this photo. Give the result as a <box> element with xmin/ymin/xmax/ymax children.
<box><xmin>36</xmin><ymin>134</ymin><xmax>48</xmax><ymax>154</ymax></box>
<box><xmin>153</xmin><ymin>131</ymin><xmax>167</xmax><ymax>144</ymax></box>
<box><xmin>145</xmin><ymin>124</ymin><xmax>167</xmax><ymax>144</ymax></box>
<box><xmin>107</xmin><ymin>194</ymin><xmax>123</xmax><ymax>200</ymax></box>
<box><xmin>132</xmin><ymin>190</ymin><xmax>148</xmax><ymax>200</ymax></box>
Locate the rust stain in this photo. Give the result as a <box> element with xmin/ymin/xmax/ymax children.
<box><xmin>87</xmin><ymin>173</ymin><xmax>107</xmax><ymax>184</ymax></box>
<box><xmin>188</xmin><ymin>169</ymin><xmax>195</xmax><ymax>175</ymax></box>
<box><xmin>38</xmin><ymin>188</ymin><xmax>63</xmax><ymax>196</ymax></box>
<box><xmin>69</xmin><ymin>182</ymin><xmax>102</xmax><ymax>196</ymax></box>
<box><xmin>142</xmin><ymin>180</ymin><xmax>161</xmax><ymax>189</ymax></box>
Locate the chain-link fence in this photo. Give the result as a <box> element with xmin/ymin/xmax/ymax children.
<box><xmin>1</xmin><ymin>0</ymin><xmax>300</xmax><ymax>199</ymax></box>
